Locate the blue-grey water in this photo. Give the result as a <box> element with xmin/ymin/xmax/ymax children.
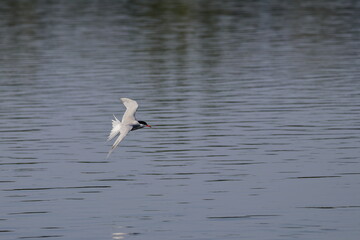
<box><xmin>1</xmin><ymin>1</ymin><xmax>360</xmax><ymax>239</ymax></box>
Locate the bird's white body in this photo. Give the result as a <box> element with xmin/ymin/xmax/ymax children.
<box><xmin>107</xmin><ymin>98</ymin><xmax>150</xmax><ymax>158</ymax></box>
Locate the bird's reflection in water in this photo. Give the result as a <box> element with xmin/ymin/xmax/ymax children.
<box><xmin>112</xmin><ymin>232</ymin><xmax>127</xmax><ymax>240</ymax></box>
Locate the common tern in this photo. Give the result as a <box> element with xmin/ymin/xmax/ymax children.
<box><xmin>107</xmin><ymin>98</ymin><xmax>151</xmax><ymax>158</ymax></box>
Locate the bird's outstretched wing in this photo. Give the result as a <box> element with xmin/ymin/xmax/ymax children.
<box><xmin>107</xmin><ymin>124</ymin><xmax>132</xmax><ymax>158</ymax></box>
<box><xmin>121</xmin><ymin>98</ymin><xmax>139</xmax><ymax>124</ymax></box>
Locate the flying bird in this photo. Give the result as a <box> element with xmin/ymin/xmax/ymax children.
<box><xmin>107</xmin><ymin>98</ymin><xmax>151</xmax><ymax>158</ymax></box>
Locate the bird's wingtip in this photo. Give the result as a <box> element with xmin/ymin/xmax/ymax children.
<box><xmin>121</xmin><ymin>97</ymin><xmax>136</xmax><ymax>103</ymax></box>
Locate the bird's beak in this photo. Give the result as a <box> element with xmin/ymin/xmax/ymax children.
<box><xmin>146</xmin><ymin>125</ymin><xmax>152</xmax><ymax>128</ymax></box>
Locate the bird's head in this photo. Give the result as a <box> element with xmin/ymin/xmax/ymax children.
<box><xmin>139</xmin><ymin>121</ymin><xmax>151</xmax><ymax>128</ymax></box>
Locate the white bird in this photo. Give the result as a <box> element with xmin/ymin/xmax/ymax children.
<box><xmin>107</xmin><ymin>98</ymin><xmax>151</xmax><ymax>158</ymax></box>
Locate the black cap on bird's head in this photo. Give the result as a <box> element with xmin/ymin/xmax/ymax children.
<box><xmin>139</xmin><ymin>121</ymin><xmax>151</xmax><ymax>128</ymax></box>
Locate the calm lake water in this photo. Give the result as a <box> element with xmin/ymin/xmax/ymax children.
<box><xmin>1</xmin><ymin>1</ymin><xmax>360</xmax><ymax>239</ymax></box>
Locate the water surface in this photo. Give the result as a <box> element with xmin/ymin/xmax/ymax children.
<box><xmin>1</xmin><ymin>1</ymin><xmax>360</xmax><ymax>239</ymax></box>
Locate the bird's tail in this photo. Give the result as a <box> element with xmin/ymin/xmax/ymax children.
<box><xmin>107</xmin><ymin>115</ymin><xmax>121</xmax><ymax>142</ymax></box>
